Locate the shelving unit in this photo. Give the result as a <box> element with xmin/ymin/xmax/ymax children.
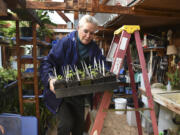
<box><xmin>15</xmin><ymin>21</ymin><xmax>51</xmax><ymax>134</ymax></box>
<box><xmin>16</xmin><ymin>21</ymin><xmax>40</xmax><ymax>117</ymax></box>
<box><xmin>143</xmin><ymin>47</ymin><xmax>166</xmax><ymax>56</ymax></box>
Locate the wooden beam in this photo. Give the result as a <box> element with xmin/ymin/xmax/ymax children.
<box><xmin>48</xmin><ymin>0</ymin><xmax>72</xmax><ymax>23</ymax></box>
<box><xmin>97</xmin><ymin>26</ymin><xmax>114</xmax><ymax>31</ymax></box>
<box><xmin>90</xmin><ymin>91</ymin><xmax>112</xmax><ymax>135</ymax></box>
<box><xmin>101</xmin><ymin>0</ymin><xmax>110</xmax><ymax>5</ymax></box>
<box><xmin>32</xmin><ymin>22</ymin><xmax>40</xmax><ymax>134</ymax></box>
<box><xmin>47</xmin><ymin>0</ymin><xmax>72</xmax><ymax>23</ymax></box>
<box><xmin>91</xmin><ymin>0</ymin><xmax>99</xmax><ymax>12</ymax></box>
<box><xmin>4</xmin><ymin>0</ymin><xmax>42</xmax><ymax>25</ymax></box>
<box><xmin>26</xmin><ymin>1</ymin><xmax>67</xmax><ymax>10</ymax></box>
<box><xmin>0</xmin><ymin>0</ymin><xmax>7</xmax><ymax>16</ymax></box>
<box><xmin>132</xmin><ymin>6</ymin><xmax>180</xmax><ymax>18</ymax></box>
<box><xmin>16</xmin><ymin>20</ymin><xmax>24</xmax><ymax>115</ymax></box>
<box><xmin>47</xmin><ymin>24</ymin><xmax>67</xmax><ymax>29</ymax></box>
<box><xmin>78</xmin><ymin>0</ymin><xmax>86</xmax><ymax>11</ymax></box>
<box><xmin>74</xmin><ymin>11</ymin><xmax>78</xmax><ymax>28</ymax></box>
<box><xmin>3</xmin><ymin>0</ymin><xmax>21</xmax><ymax>8</ymax></box>
<box><xmin>74</xmin><ymin>11</ymin><xmax>78</xmax><ymax>20</ymax></box>
<box><xmin>26</xmin><ymin>1</ymin><xmax>127</xmax><ymax>12</ymax></box>
<box><xmin>56</xmin><ymin>11</ymin><xmax>72</xmax><ymax>23</ymax></box>
<box><xmin>25</xmin><ymin>1</ymin><xmax>180</xmax><ymax>18</ymax></box>
<box><xmin>91</xmin><ymin>0</ymin><xmax>108</xmax><ymax>16</ymax></box>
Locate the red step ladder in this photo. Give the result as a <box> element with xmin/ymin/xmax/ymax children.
<box><xmin>90</xmin><ymin>25</ymin><xmax>159</xmax><ymax>135</ymax></box>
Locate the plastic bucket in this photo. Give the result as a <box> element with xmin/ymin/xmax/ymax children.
<box><xmin>126</xmin><ymin>106</ymin><xmax>137</xmax><ymax>126</ymax></box>
<box><xmin>114</xmin><ymin>98</ymin><xmax>127</xmax><ymax>115</ymax></box>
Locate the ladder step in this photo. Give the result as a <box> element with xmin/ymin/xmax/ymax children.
<box><xmin>106</xmin><ymin>107</ymin><xmax>151</xmax><ymax>112</ymax></box>
<box><xmin>23</xmin><ymin>95</ymin><xmax>44</xmax><ymax>103</ymax></box>
<box><xmin>19</xmin><ymin>55</ymin><xmax>43</xmax><ymax>64</ymax></box>
<box><xmin>23</xmin><ymin>98</ymin><xmax>36</xmax><ymax>103</ymax></box>
<box><xmin>23</xmin><ymin>90</ymin><xmax>43</xmax><ymax>95</ymax></box>
<box><xmin>113</xmin><ymin>94</ymin><xmax>133</xmax><ymax>98</ymax></box>
<box><xmin>23</xmin><ymin>95</ymin><xmax>44</xmax><ymax>98</ymax></box>
<box><xmin>19</xmin><ymin>39</ymin><xmax>33</xmax><ymax>45</ymax></box>
<box><xmin>21</xmin><ymin>72</ymin><xmax>39</xmax><ymax>78</ymax></box>
<box><xmin>22</xmin><ymin>80</ymin><xmax>34</xmax><ymax>84</ymax></box>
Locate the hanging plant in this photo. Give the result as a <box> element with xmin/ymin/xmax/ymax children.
<box><xmin>36</xmin><ymin>10</ymin><xmax>57</xmax><ymax>40</ymax></box>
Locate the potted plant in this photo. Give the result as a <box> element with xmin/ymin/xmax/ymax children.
<box><xmin>166</xmin><ymin>67</ymin><xmax>180</xmax><ymax>90</ymax></box>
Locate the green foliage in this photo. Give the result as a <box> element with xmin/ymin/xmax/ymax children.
<box><xmin>57</xmin><ymin>75</ymin><xmax>63</xmax><ymax>80</ymax></box>
<box><xmin>91</xmin><ymin>68</ymin><xmax>98</xmax><ymax>78</ymax></box>
<box><xmin>78</xmin><ymin>70</ymin><xmax>86</xmax><ymax>79</ymax></box>
<box><xmin>167</xmin><ymin>68</ymin><xmax>180</xmax><ymax>89</ymax></box>
<box><xmin>0</xmin><ymin>68</ymin><xmax>18</xmax><ymax>114</ymax></box>
<box><xmin>0</xmin><ymin>68</ymin><xmax>17</xmax><ymax>89</ymax></box>
<box><xmin>67</xmin><ymin>70</ymin><xmax>76</xmax><ymax>80</ymax></box>
<box><xmin>36</xmin><ymin>10</ymin><xmax>57</xmax><ymax>40</ymax></box>
<box><xmin>0</xmin><ymin>21</ymin><xmax>16</xmax><ymax>38</ymax></box>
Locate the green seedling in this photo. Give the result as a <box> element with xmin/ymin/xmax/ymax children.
<box><xmin>57</xmin><ymin>75</ymin><xmax>63</xmax><ymax>80</ymax></box>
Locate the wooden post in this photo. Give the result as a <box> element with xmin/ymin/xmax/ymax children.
<box><xmin>74</xmin><ymin>11</ymin><xmax>78</xmax><ymax>28</ymax></box>
<box><xmin>90</xmin><ymin>91</ymin><xmax>112</xmax><ymax>135</ymax></box>
<box><xmin>32</xmin><ymin>22</ymin><xmax>40</xmax><ymax>134</ymax></box>
<box><xmin>16</xmin><ymin>21</ymin><xmax>24</xmax><ymax>115</ymax></box>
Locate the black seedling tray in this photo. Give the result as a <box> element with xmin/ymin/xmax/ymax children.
<box><xmin>55</xmin><ymin>81</ymin><xmax>118</xmax><ymax>98</ymax></box>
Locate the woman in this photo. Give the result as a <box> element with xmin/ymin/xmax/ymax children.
<box><xmin>40</xmin><ymin>15</ymin><xmax>106</xmax><ymax>135</ymax></box>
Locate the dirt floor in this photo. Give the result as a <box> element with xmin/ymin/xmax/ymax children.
<box><xmin>101</xmin><ymin>111</ymin><xmax>148</xmax><ymax>135</ymax></box>
<box><xmin>47</xmin><ymin>107</ymin><xmax>149</xmax><ymax>135</ymax></box>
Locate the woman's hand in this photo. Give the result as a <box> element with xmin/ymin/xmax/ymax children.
<box><xmin>49</xmin><ymin>78</ymin><xmax>57</xmax><ymax>94</ymax></box>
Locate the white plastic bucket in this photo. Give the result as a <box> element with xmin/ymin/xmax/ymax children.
<box><xmin>114</xmin><ymin>98</ymin><xmax>127</xmax><ymax>115</ymax></box>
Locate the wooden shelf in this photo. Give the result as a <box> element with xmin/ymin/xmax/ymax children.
<box><xmin>22</xmin><ymin>79</ymin><xmax>34</xmax><ymax>84</ymax></box>
<box><xmin>21</xmin><ymin>72</ymin><xmax>40</xmax><ymax>79</ymax></box>
<box><xmin>22</xmin><ymin>95</ymin><xmax>44</xmax><ymax>103</ymax></box>
<box><xmin>143</xmin><ymin>47</ymin><xmax>166</xmax><ymax>52</ymax></box>
<box><xmin>16</xmin><ymin>55</ymin><xmax>43</xmax><ymax>64</ymax></box>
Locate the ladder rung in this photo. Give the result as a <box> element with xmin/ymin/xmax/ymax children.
<box><xmin>21</xmin><ymin>72</ymin><xmax>39</xmax><ymax>78</ymax></box>
<box><xmin>22</xmin><ymin>72</ymin><xmax>34</xmax><ymax>78</ymax></box>
<box><xmin>113</xmin><ymin>94</ymin><xmax>133</xmax><ymax>98</ymax></box>
<box><xmin>22</xmin><ymin>80</ymin><xmax>34</xmax><ymax>84</ymax></box>
<box><xmin>21</xmin><ymin>58</ymin><xmax>41</xmax><ymax>64</ymax></box>
<box><xmin>17</xmin><ymin>55</ymin><xmax>43</xmax><ymax>64</ymax></box>
<box><xmin>23</xmin><ymin>95</ymin><xmax>44</xmax><ymax>99</ymax></box>
<box><xmin>23</xmin><ymin>98</ymin><xmax>36</xmax><ymax>103</ymax></box>
<box><xmin>22</xmin><ymin>95</ymin><xmax>44</xmax><ymax>103</ymax></box>
<box><xmin>107</xmin><ymin>107</ymin><xmax>151</xmax><ymax>112</ymax></box>
<box><xmin>19</xmin><ymin>39</ymin><xmax>33</xmax><ymax>45</ymax></box>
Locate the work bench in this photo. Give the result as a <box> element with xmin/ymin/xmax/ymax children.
<box><xmin>140</xmin><ymin>87</ymin><xmax>180</xmax><ymax>133</ymax></box>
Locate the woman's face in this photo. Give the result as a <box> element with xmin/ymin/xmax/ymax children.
<box><xmin>78</xmin><ymin>22</ymin><xmax>96</xmax><ymax>45</ymax></box>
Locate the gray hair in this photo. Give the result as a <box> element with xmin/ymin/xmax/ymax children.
<box><xmin>78</xmin><ymin>15</ymin><xmax>99</xmax><ymax>27</ymax></box>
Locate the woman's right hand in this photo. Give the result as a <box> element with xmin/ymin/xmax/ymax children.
<box><xmin>49</xmin><ymin>78</ymin><xmax>57</xmax><ymax>94</ymax></box>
